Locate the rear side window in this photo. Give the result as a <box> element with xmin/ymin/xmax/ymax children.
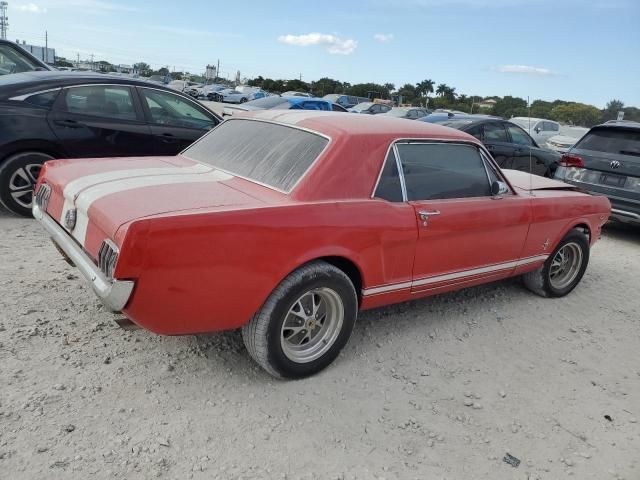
<box><xmin>483</xmin><ymin>122</ymin><xmax>508</xmax><ymax>142</ymax></box>
<box><xmin>576</xmin><ymin>128</ymin><xmax>640</xmax><ymax>156</ymax></box>
<box><xmin>63</xmin><ymin>85</ymin><xmax>137</xmax><ymax>120</ymax></box>
<box><xmin>24</xmin><ymin>89</ymin><xmax>59</xmax><ymax>108</ymax></box>
<box><xmin>397</xmin><ymin>143</ymin><xmax>491</xmax><ymax>200</ymax></box>
<box><xmin>374</xmin><ymin>149</ymin><xmax>403</xmax><ymax>202</ymax></box>
<box><xmin>183</xmin><ymin>119</ymin><xmax>328</xmax><ymax>192</ymax></box>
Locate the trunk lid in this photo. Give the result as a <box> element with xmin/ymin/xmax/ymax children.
<box><xmin>502</xmin><ymin>169</ymin><xmax>579</xmax><ymax>192</ymax></box>
<box><xmin>39</xmin><ymin>155</ymin><xmax>264</xmax><ymax>257</ymax></box>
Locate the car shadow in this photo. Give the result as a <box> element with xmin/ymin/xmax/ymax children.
<box><xmin>192</xmin><ymin>277</ymin><xmax>526</xmax><ymax>381</ymax></box>
<box><xmin>603</xmin><ymin>222</ymin><xmax>640</xmax><ymax>244</ymax></box>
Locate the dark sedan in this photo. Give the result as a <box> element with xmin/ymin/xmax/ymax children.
<box><xmin>421</xmin><ymin>115</ymin><xmax>561</xmax><ymax>177</ymax></box>
<box><xmin>0</xmin><ymin>71</ymin><xmax>221</xmax><ymax>216</ymax></box>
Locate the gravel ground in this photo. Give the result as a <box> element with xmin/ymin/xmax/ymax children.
<box><xmin>1</xmin><ymin>206</ymin><xmax>639</xmax><ymax>480</ymax></box>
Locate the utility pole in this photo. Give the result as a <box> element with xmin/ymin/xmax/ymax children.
<box><xmin>45</xmin><ymin>30</ymin><xmax>48</xmax><ymax>62</ymax></box>
<box><xmin>216</xmin><ymin>59</ymin><xmax>220</xmax><ymax>82</ymax></box>
<box><xmin>90</xmin><ymin>54</ymin><xmax>94</xmax><ymax>71</ymax></box>
<box><xmin>76</xmin><ymin>52</ymin><xmax>80</xmax><ymax>68</ymax></box>
<box><xmin>0</xmin><ymin>2</ymin><xmax>8</xmax><ymax>41</ymax></box>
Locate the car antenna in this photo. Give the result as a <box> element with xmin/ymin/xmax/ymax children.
<box><xmin>528</xmin><ymin>96</ymin><xmax>533</xmax><ymax>194</ymax></box>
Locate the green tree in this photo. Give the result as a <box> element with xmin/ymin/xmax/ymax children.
<box><xmin>602</xmin><ymin>99</ymin><xmax>625</xmax><ymax>122</ymax></box>
<box><xmin>436</xmin><ymin>83</ymin><xmax>448</xmax><ymax>96</ymax></box>
<box><xmin>133</xmin><ymin>62</ymin><xmax>151</xmax><ymax>76</ymax></box>
<box><xmin>346</xmin><ymin>83</ymin><xmax>391</xmax><ymax>99</ymax></box>
<box><xmin>311</xmin><ymin>77</ymin><xmax>344</xmax><ymax>96</ymax></box>
<box><xmin>397</xmin><ymin>83</ymin><xmax>418</xmax><ymax>105</ymax></box>
<box><xmin>550</xmin><ymin>102</ymin><xmax>601</xmax><ymax>127</ymax></box>
<box><xmin>54</xmin><ymin>56</ymin><xmax>74</xmax><ymax>68</ymax></box>
<box><xmin>491</xmin><ymin>96</ymin><xmax>528</xmax><ymax>118</ymax></box>
<box><xmin>416</xmin><ymin>79</ymin><xmax>435</xmax><ymax>99</ymax></box>
<box><xmin>283</xmin><ymin>79</ymin><xmax>310</xmax><ymax>93</ymax></box>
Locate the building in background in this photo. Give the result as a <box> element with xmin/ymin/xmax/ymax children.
<box><xmin>15</xmin><ymin>40</ymin><xmax>55</xmax><ymax>64</ymax></box>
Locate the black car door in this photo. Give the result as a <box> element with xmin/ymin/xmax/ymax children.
<box><xmin>504</xmin><ymin>123</ymin><xmax>551</xmax><ymax>176</ymax></box>
<box><xmin>47</xmin><ymin>84</ymin><xmax>154</xmax><ymax>158</ymax></box>
<box><xmin>137</xmin><ymin>87</ymin><xmax>219</xmax><ymax>155</ymax></box>
<box><xmin>477</xmin><ymin>122</ymin><xmax>516</xmax><ymax>169</ymax></box>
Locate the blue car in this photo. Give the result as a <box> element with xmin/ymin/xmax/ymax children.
<box><xmin>222</xmin><ymin>96</ymin><xmax>348</xmax><ymax>116</ymax></box>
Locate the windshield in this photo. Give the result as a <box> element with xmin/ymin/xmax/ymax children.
<box><xmin>575</xmin><ymin>128</ymin><xmax>640</xmax><ymax>156</ymax></box>
<box><xmin>352</xmin><ymin>102</ymin><xmax>373</xmax><ymax>111</ymax></box>
<box><xmin>558</xmin><ymin>126</ymin><xmax>589</xmax><ymax>139</ymax></box>
<box><xmin>510</xmin><ymin>118</ymin><xmax>535</xmax><ymax>130</ymax></box>
<box><xmin>385</xmin><ymin>109</ymin><xmax>409</xmax><ymax>117</ymax></box>
<box><xmin>183</xmin><ymin>119</ymin><xmax>329</xmax><ymax>192</ymax></box>
<box><xmin>0</xmin><ymin>43</ymin><xmax>43</xmax><ymax>75</ymax></box>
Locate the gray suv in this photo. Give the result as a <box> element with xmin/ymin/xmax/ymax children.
<box><xmin>554</xmin><ymin>121</ymin><xmax>640</xmax><ymax>225</ymax></box>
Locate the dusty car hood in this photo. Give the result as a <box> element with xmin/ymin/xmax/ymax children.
<box><xmin>40</xmin><ymin>155</ymin><xmax>258</xmax><ymax>256</ymax></box>
<box><xmin>547</xmin><ymin>135</ymin><xmax>578</xmax><ymax>147</ymax></box>
<box><xmin>502</xmin><ymin>169</ymin><xmax>579</xmax><ymax>191</ymax></box>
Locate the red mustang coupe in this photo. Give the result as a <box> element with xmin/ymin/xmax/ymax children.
<box><xmin>33</xmin><ymin>111</ymin><xmax>611</xmax><ymax>378</ymax></box>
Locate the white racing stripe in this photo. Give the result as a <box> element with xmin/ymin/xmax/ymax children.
<box><xmin>60</xmin><ymin>164</ymin><xmax>212</xmax><ymax>223</ymax></box>
<box><xmin>363</xmin><ymin>255</ymin><xmax>549</xmax><ymax>297</ymax></box>
<box><xmin>62</xmin><ymin>167</ymin><xmax>232</xmax><ymax>245</ymax></box>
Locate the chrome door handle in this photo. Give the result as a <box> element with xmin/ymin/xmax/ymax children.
<box><xmin>418</xmin><ymin>210</ymin><xmax>440</xmax><ymax>226</ymax></box>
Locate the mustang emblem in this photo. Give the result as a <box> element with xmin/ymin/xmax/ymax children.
<box><xmin>542</xmin><ymin>238</ymin><xmax>550</xmax><ymax>250</ymax></box>
<box><xmin>610</xmin><ymin>160</ymin><xmax>622</xmax><ymax>169</ymax></box>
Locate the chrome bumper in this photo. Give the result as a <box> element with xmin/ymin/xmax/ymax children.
<box><xmin>33</xmin><ymin>203</ymin><xmax>134</xmax><ymax>312</ymax></box>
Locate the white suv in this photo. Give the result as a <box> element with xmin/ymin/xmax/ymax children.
<box><xmin>511</xmin><ymin>117</ymin><xmax>560</xmax><ymax>146</ymax></box>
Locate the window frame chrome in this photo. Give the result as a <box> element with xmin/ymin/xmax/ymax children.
<box><xmin>9</xmin><ymin>87</ymin><xmax>62</xmax><ymax>102</ymax></box>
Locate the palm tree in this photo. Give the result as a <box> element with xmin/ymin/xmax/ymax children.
<box><xmin>436</xmin><ymin>83</ymin><xmax>448</xmax><ymax>97</ymax></box>
<box><xmin>383</xmin><ymin>82</ymin><xmax>395</xmax><ymax>93</ymax></box>
<box><xmin>445</xmin><ymin>86</ymin><xmax>456</xmax><ymax>101</ymax></box>
<box><xmin>416</xmin><ymin>79</ymin><xmax>435</xmax><ymax>98</ymax></box>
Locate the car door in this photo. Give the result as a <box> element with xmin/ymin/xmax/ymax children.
<box><xmin>138</xmin><ymin>87</ymin><xmax>220</xmax><ymax>155</ymax></box>
<box><xmin>47</xmin><ymin>84</ymin><xmax>154</xmax><ymax>158</ymax></box>
<box><xmin>393</xmin><ymin>141</ymin><xmax>531</xmax><ymax>293</ymax></box>
<box><xmin>505</xmin><ymin>123</ymin><xmax>550</xmax><ymax>176</ymax></box>
<box><xmin>477</xmin><ymin>121</ymin><xmax>516</xmax><ymax>169</ymax></box>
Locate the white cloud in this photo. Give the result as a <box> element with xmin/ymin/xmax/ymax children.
<box><xmin>498</xmin><ymin>64</ymin><xmax>554</xmax><ymax>75</ymax></box>
<box><xmin>373</xmin><ymin>33</ymin><xmax>394</xmax><ymax>43</ymax></box>
<box><xmin>278</xmin><ymin>33</ymin><xmax>357</xmax><ymax>55</ymax></box>
<box><xmin>15</xmin><ymin>3</ymin><xmax>48</xmax><ymax>13</ymax></box>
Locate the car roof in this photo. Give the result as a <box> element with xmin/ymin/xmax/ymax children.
<box><xmin>597</xmin><ymin>120</ymin><xmax>640</xmax><ymax>130</ymax></box>
<box><xmin>0</xmin><ymin>71</ymin><xmax>182</xmax><ymax>97</ymax></box>
<box><xmin>239</xmin><ymin>110</ymin><xmax>477</xmax><ymax>142</ymax></box>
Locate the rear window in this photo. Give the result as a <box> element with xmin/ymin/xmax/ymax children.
<box><xmin>183</xmin><ymin>119</ymin><xmax>329</xmax><ymax>192</ymax></box>
<box><xmin>576</xmin><ymin>128</ymin><xmax>640</xmax><ymax>156</ymax></box>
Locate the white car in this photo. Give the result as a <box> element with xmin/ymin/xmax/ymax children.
<box><xmin>218</xmin><ymin>88</ymin><xmax>267</xmax><ymax>104</ymax></box>
<box><xmin>510</xmin><ymin>117</ymin><xmax>560</xmax><ymax>145</ymax></box>
<box><xmin>545</xmin><ymin>126</ymin><xmax>589</xmax><ymax>153</ymax></box>
<box><xmin>282</xmin><ymin>91</ymin><xmax>311</xmax><ymax>97</ymax></box>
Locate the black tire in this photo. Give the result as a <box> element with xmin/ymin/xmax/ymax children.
<box><xmin>523</xmin><ymin>229</ymin><xmax>590</xmax><ymax>298</ymax></box>
<box><xmin>240</xmin><ymin>97</ymin><xmax>247</xmax><ymax>103</ymax></box>
<box><xmin>0</xmin><ymin>152</ymin><xmax>53</xmax><ymax>217</ymax></box>
<box><xmin>242</xmin><ymin>261</ymin><xmax>358</xmax><ymax>379</ymax></box>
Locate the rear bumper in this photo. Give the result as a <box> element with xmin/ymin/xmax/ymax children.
<box><xmin>33</xmin><ymin>203</ymin><xmax>135</xmax><ymax>312</ymax></box>
<box><xmin>555</xmin><ymin>167</ymin><xmax>640</xmax><ymax>225</ymax></box>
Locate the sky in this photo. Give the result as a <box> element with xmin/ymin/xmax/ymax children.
<box><xmin>6</xmin><ymin>0</ymin><xmax>640</xmax><ymax>108</ymax></box>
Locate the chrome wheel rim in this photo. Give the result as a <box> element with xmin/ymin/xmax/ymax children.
<box><xmin>9</xmin><ymin>162</ymin><xmax>45</xmax><ymax>209</ymax></box>
<box><xmin>280</xmin><ymin>288</ymin><xmax>344</xmax><ymax>363</ymax></box>
<box><xmin>549</xmin><ymin>242</ymin><xmax>583</xmax><ymax>290</ymax></box>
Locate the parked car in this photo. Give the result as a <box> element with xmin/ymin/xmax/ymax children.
<box><xmin>32</xmin><ymin>111</ymin><xmax>610</xmax><ymax>378</ymax></box>
<box><xmin>0</xmin><ymin>71</ymin><xmax>222</xmax><ymax>216</ymax></box>
<box><xmin>382</xmin><ymin>107</ymin><xmax>431</xmax><ymax>120</ymax></box>
<box><xmin>212</xmin><ymin>88</ymin><xmax>266</xmax><ymax>103</ymax></box>
<box><xmin>281</xmin><ymin>91</ymin><xmax>311</xmax><ymax>97</ymax></box>
<box><xmin>349</xmin><ymin>102</ymin><xmax>392</xmax><ymax>114</ymax></box>
<box><xmin>203</xmin><ymin>85</ymin><xmax>230</xmax><ymax>101</ymax></box>
<box><xmin>322</xmin><ymin>94</ymin><xmax>369</xmax><ymax>109</ymax></box>
<box><xmin>554</xmin><ymin>121</ymin><xmax>640</xmax><ymax>225</ymax></box>
<box><xmin>0</xmin><ymin>39</ymin><xmax>53</xmax><ymax>75</ymax></box>
<box><xmin>545</xmin><ymin>126</ymin><xmax>589</xmax><ymax>153</ymax></box>
<box><xmin>222</xmin><ymin>96</ymin><xmax>346</xmax><ymax>116</ymax></box>
<box><xmin>510</xmin><ymin>117</ymin><xmax>560</xmax><ymax>145</ymax></box>
<box><xmin>422</xmin><ymin>116</ymin><xmax>562</xmax><ymax>177</ymax></box>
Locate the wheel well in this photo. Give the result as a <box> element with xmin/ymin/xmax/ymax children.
<box><xmin>571</xmin><ymin>223</ymin><xmax>591</xmax><ymax>242</ymax></box>
<box><xmin>1</xmin><ymin>146</ymin><xmax>63</xmax><ymax>165</ymax></box>
<box><xmin>318</xmin><ymin>256</ymin><xmax>363</xmax><ymax>305</ymax></box>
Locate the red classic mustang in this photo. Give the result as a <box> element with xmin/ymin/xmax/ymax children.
<box><xmin>33</xmin><ymin>111</ymin><xmax>611</xmax><ymax>378</ymax></box>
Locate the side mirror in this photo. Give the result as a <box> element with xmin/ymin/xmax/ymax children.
<box><xmin>534</xmin><ymin>127</ymin><xmax>541</xmax><ymax>134</ymax></box>
<box><xmin>491</xmin><ymin>180</ymin><xmax>509</xmax><ymax>196</ymax></box>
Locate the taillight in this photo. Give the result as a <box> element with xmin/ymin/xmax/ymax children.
<box><xmin>559</xmin><ymin>154</ymin><xmax>585</xmax><ymax>168</ymax></box>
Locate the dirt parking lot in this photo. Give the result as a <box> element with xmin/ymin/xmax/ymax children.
<box><xmin>1</xmin><ymin>207</ymin><xmax>639</xmax><ymax>480</ymax></box>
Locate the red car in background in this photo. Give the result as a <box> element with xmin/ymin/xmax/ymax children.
<box><xmin>33</xmin><ymin>111</ymin><xmax>611</xmax><ymax>378</ymax></box>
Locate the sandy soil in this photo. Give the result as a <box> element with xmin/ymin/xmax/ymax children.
<box><xmin>1</xmin><ymin>207</ymin><xmax>638</xmax><ymax>480</ymax></box>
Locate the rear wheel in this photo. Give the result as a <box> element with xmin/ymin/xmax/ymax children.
<box><xmin>242</xmin><ymin>261</ymin><xmax>357</xmax><ymax>379</ymax></box>
<box><xmin>240</xmin><ymin>97</ymin><xmax>248</xmax><ymax>103</ymax></box>
<box><xmin>0</xmin><ymin>152</ymin><xmax>53</xmax><ymax>216</ymax></box>
<box><xmin>523</xmin><ymin>229</ymin><xmax>590</xmax><ymax>297</ymax></box>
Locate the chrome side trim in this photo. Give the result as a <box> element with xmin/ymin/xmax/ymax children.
<box><xmin>9</xmin><ymin>87</ymin><xmax>61</xmax><ymax>101</ymax></box>
<box><xmin>33</xmin><ymin>203</ymin><xmax>134</xmax><ymax>312</ymax></box>
<box><xmin>361</xmin><ymin>255</ymin><xmax>548</xmax><ymax>297</ymax></box>
<box><xmin>611</xmin><ymin>208</ymin><xmax>640</xmax><ymax>220</ymax></box>
<box><xmin>393</xmin><ymin>143</ymin><xmax>408</xmax><ymax>201</ymax></box>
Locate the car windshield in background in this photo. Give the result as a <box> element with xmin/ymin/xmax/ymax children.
<box><xmin>243</xmin><ymin>96</ymin><xmax>289</xmax><ymax>109</ymax></box>
<box><xmin>559</xmin><ymin>126</ymin><xmax>589</xmax><ymax>139</ymax></box>
<box><xmin>440</xmin><ymin>120</ymin><xmax>474</xmax><ymax>128</ymax></box>
<box><xmin>0</xmin><ymin>44</ymin><xmax>41</xmax><ymax>75</ymax></box>
<box><xmin>386</xmin><ymin>109</ymin><xmax>410</xmax><ymax>117</ymax></box>
<box><xmin>353</xmin><ymin>102</ymin><xmax>373</xmax><ymax>111</ymax></box>
<box><xmin>183</xmin><ymin>119</ymin><xmax>329</xmax><ymax>192</ymax></box>
<box><xmin>576</xmin><ymin>128</ymin><xmax>640</xmax><ymax>155</ymax></box>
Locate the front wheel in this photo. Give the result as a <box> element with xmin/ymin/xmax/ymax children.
<box><xmin>240</xmin><ymin>97</ymin><xmax>247</xmax><ymax>103</ymax></box>
<box><xmin>523</xmin><ymin>229</ymin><xmax>590</xmax><ymax>297</ymax></box>
<box><xmin>242</xmin><ymin>261</ymin><xmax>358</xmax><ymax>379</ymax></box>
<box><xmin>0</xmin><ymin>151</ymin><xmax>54</xmax><ymax>216</ymax></box>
